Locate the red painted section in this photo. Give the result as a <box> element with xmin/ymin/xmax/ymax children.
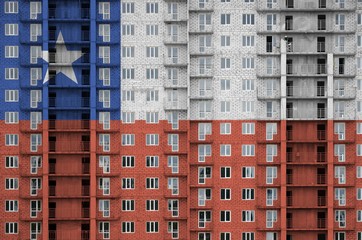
<box><xmin>0</xmin><ymin>120</ymin><xmax>361</xmax><ymax>239</ymax></box>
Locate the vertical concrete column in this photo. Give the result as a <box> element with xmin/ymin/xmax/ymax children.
<box><xmin>280</xmin><ymin>39</ymin><xmax>287</xmax><ymax>120</ymax></box>
<box><xmin>280</xmin><ymin>120</ymin><xmax>287</xmax><ymax>240</ymax></box>
<box><xmin>327</xmin><ymin>54</ymin><xmax>334</xmax><ymax>120</ymax></box>
<box><xmin>327</xmin><ymin>120</ymin><xmax>334</xmax><ymax>240</ymax></box>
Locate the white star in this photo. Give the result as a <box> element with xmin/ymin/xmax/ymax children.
<box><xmin>43</xmin><ymin>31</ymin><xmax>83</xmax><ymax>84</ymax></box>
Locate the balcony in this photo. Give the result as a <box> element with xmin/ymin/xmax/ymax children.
<box><xmin>287</xmin><ymin>218</ymin><xmax>326</xmax><ymax>230</ymax></box>
<box><xmin>277</xmin><ymin>0</ymin><xmax>356</xmax><ymax>11</ymax></box>
<box><xmin>287</xmin><ymin>174</ymin><xmax>326</xmax><ymax>186</ymax></box>
<box><xmin>49</xmin><ymin>208</ymin><xmax>90</xmax><ymax>219</ymax></box>
<box><xmin>49</xmin><ymin>230</ymin><xmax>89</xmax><ymax>240</ymax></box>
<box><xmin>190</xmin><ymin>66</ymin><xmax>213</xmax><ymax>77</ymax></box>
<box><xmin>287</xmin><ymin>196</ymin><xmax>326</xmax><ymax>207</ymax></box>
<box><xmin>49</xmin><ymin>120</ymin><xmax>90</xmax><ymax>131</ymax></box>
<box><xmin>286</xmin><ymin>64</ymin><xmax>326</xmax><ymax>75</ymax></box>
<box><xmin>286</xmin><ymin>108</ymin><xmax>326</xmax><ymax>119</ymax></box>
<box><xmin>164</xmin><ymin>34</ymin><xmax>187</xmax><ymax>45</ymax></box>
<box><xmin>190</xmin><ymin>90</ymin><xmax>214</xmax><ymax>100</ymax></box>
<box><xmin>256</xmin><ymin>88</ymin><xmax>281</xmax><ymax>99</ymax></box>
<box><xmin>286</xmin><ymin>86</ymin><xmax>326</xmax><ymax>99</ymax></box>
<box><xmin>287</xmin><ymin>152</ymin><xmax>326</xmax><ymax>164</ymax></box>
<box><xmin>163</xmin><ymin>56</ymin><xmax>188</xmax><ymax>67</ymax></box>
<box><xmin>49</xmin><ymin>53</ymin><xmax>89</xmax><ymax>65</ymax></box>
<box><xmin>163</xmin><ymin>12</ymin><xmax>188</xmax><ymax>23</ymax></box>
<box><xmin>286</xmin><ymin>130</ymin><xmax>326</xmax><ymax>142</ymax></box>
<box><xmin>189</xmin><ymin>24</ymin><xmax>213</xmax><ymax>34</ymax></box>
<box><xmin>49</xmin><ymin>185</ymin><xmax>90</xmax><ymax>197</ymax></box>
<box><xmin>334</xmin><ymin>65</ymin><xmax>356</xmax><ymax>77</ymax></box>
<box><xmin>333</xmin><ymin>88</ymin><xmax>356</xmax><ymax>99</ymax></box>
<box><xmin>163</xmin><ymin>99</ymin><xmax>188</xmax><ymax>111</ymax></box>
<box><xmin>48</xmin><ymin>8</ymin><xmax>90</xmax><ymax>20</ymax></box>
<box><xmin>48</xmin><ymin>97</ymin><xmax>90</xmax><ymax>109</ymax></box>
<box><xmin>49</xmin><ymin>141</ymin><xmax>90</xmax><ymax>153</ymax></box>
<box><xmin>49</xmin><ymin>163</ymin><xmax>90</xmax><ymax>175</ymax></box>
<box><xmin>189</xmin><ymin>0</ymin><xmax>214</xmax><ymax>12</ymax></box>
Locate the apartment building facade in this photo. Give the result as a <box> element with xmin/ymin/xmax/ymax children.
<box><xmin>2</xmin><ymin>0</ymin><xmax>362</xmax><ymax>240</ymax></box>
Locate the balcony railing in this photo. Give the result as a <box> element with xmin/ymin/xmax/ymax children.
<box><xmin>287</xmin><ymin>174</ymin><xmax>326</xmax><ymax>185</ymax></box>
<box><xmin>49</xmin><ymin>120</ymin><xmax>90</xmax><ymax>130</ymax></box>
<box><xmin>287</xmin><ymin>218</ymin><xmax>327</xmax><ymax>229</ymax></box>
<box><xmin>286</xmin><ymin>130</ymin><xmax>326</xmax><ymax>141</ymax></box>
<box><xmin>287</xmin><ymin>152</ymin><xmax>326</xmax><ymax>163</ymax></box>
<box><xmin>191</xmin><ymin>65</ymin><xmax>214</xmax><ymax>77</ymax></box>
<box><xmin>287</xmin><ymin>64</ymin><xmax>326</xmax><ymax>75</ymax></box>
<box><xmin>49</xmin><ymin>185</ymin><xmax>90</xmax><ymax>197</ymax></box>
<box><xmin>48</xmin><ymin>97</ymin><xmax>90</xmax><ymax>108</ymax></box>
<box><xmin>48</xmin><ymin>8</ymin><xmax>90</xmax><ymax>19</ymax></box>
<box><xmin>49</xmin><ymin>230</ymin><xmax>90</xmax><ymax>240</ymax></box>
<box><xmin>49</xmin><ymin>141</ymin><xmax>90</xmax><ymax>152</ymax></box>
<box><xmin>286</xmin><ymin>86</ymin><xmax>326</xmax><ymax>98</ymax></box>
<box><xmin>286</xmin><ymin>108</ymin><xmax>326</xmax><ymax>119</ymax></box>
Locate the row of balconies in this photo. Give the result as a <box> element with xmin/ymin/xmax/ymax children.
<box><xmin>256</xmin><ymin>0</ymin><xmax>356</xmax><ymax>11</ymax></box>
<box><xmin>257</xmin><ymin>88</ymin><xmax>356</xmax><ymax>100</ymax></box>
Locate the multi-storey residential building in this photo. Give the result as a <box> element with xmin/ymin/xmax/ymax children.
<box><xmin>2</xmin><ymin>0</ymin><xmax>362</xmax><ymax>240</ymax></box>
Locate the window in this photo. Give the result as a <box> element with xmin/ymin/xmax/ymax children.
<box><xmin>168</xmin><ymin>156</ymin><xmax>179</xmax><ymax>173</ymax></box>
<box><xmin>220</xmin><ymin>79</ymin><xmax>230</xmax><ymax>91</ymax></box>
<box><xmin>359</xmin><ymin>211</ymin><xmax>362</xmax><ymax>222</ymax></box>
<box><xmin>242</xmin><ymin>188</ymin><xmax>255</xmax><ymax>200</ymax></box>
<box><xmin>242</xmin><ymin>210</ymin><xmax>255</xmax><ymax>222</ymax></box>
<box><xmin>242</xmin><ymin>167</ymin><xmax>255</xmax><ymax>178</ymax></box>
<box><xmin>99</xmin><ymin>2</ymin><xmax>110</xmax><ymax>19</ymax></box>
<box><xmin>5</xmin><ymin>1</ymin><xmax>18</xmax><ymax>13</ymax></box>
<box><xmin>199</xmin><ymin>13</ymin><xmax>212</xmax><ymax>31</ymax></box>
<box><xmin>242</xmin><ymin>101</ymin><xmax>255</xmax><ymax>112</ymax></box>
<box><xmin>146</xmin><ymin>156</ymin><xmax>159</xmax><ymax>167</ymax></box>
<box><xmin>30</xmin><ymin>68</ymin><xmax>42</xmax><ymax>85</ymax></box>
<box><xmin>122</xmin><ymin>2</ymin><xmax>134</xmax><ymax>13</ymax></box>
<box><xmin>242</xmin><ymin>145</ymin><xmax>255</xmax><ymax>156</ymax></box>
<box><xmin>146</xmin><ymin>178</ymin><xmax>159</xmax><ymax>189</ymax></box>
<box><xmin>146</xmin><ymin>68</ymin><xmax>159</xmax><ymax>79</ymax></box>
<box><xmin>30</xmin><ymin>156</ymin><xmax>41</xmax><ymax>174</ymax></box>
<box><xmin>99</xmin><ymin>156</ymin><xmax>110</xmax><ymax>173</ymax></box>
<box><xmin>198</xmin><ymin>210</ymin><xmax>212</xmax><ymax>227</ymax></box>
<box><xmin>122</xmin><ymin>134</ymin><xmax>135</xmax><ymax>146</ymax></box>
<box><xmin>5</xmin><ymin>178</ymin><xmax>18</xmax><ymax>190</ymax></box>
<box><xmin>221</xmin><ymin>167</ymin><xmax>231</xmax><ymax>178</ymax></box>
<box><xmin>266</xmin><ymin>145</ymin><xmax>277</xmax><ymax>162</ymax></box>
<box><xmin>198</xmin><ymin>167</ymin><xmax>211</xmax><ymax>184</ymax></box>
<box><xmin>168</xmin><ymin>178</ymin><xmax>179</xmax><ymax>195</ymax></box>
<box><xmin>30</xmin><ymin>222</ymin><xmax>41</xmax><ymax>239</ymax></box>
<box><xmin>168</xmin><ymin>221</ymin><xmax>179</xmax><ymax>239</ymax></box>
<box><xmin>5</xmin><ymin>112</ymin><xmax>18</xmax><ymax>124</ymax></box>
<box><xmin>99</xmin><ymin>112</ymin><xmax>111</xmax><ymax>130</ymax></box>
<box><xmin>220</xmin><ymin>210</ymin><xmax>231</xmax><ymax>222</ymax></box>
<box><xmin>198</xmin><ymin>123</ymin><xmax>212</xmax><ymax>140</ymax></box>
<box><xmin>146</xmin><ymin>222</ymin><xmax>159</xmax><ymax>233</ymax></box>
<box><xmin>266</xmin><ymin>188</ymin><xmax>278</xmax><ymax>206</ymax></box>
<box><xmin>5</xmin><ymin>68</ymin><xmax>19</xmax><ymax>80</ymax></box>
<box><xmin>221</xmin><ymin>58</ymin><xmax>231</xmax><ymax>69</ymax></box>
<box><xmin>221</xmin><ymin>189</ymin><xmax>231</xmax><ymax>200</ymax></box>
<box><xmin>335</xmin><ymin>188</ymin><xmax>346</xmax><ymax>206</ymax></box>
<box><xmin>242</xmin><ymin>14</ymin><xmax>255</xmax><ymax>25</ymax></box>
<box><xmin>122</xmin><ymin>24</ymin><xmax>134</xmax><ymax>36</ymax></box>
<box><xmin>242</xmin><ymin>232</ymin><xmax>255</xmax><ymax>240</ymax></box>
<box><xmin>30</xmin><ymin>178</ymin><xmax>41</xmax><ymax>196</ymax></box>
<box><xmin>99</xmin><ymin>134</ymin><xmax>110</xmax><ymax>152</ymax></box>
<box><xmin>99</xmin><ymin>199</ymin><xmax>110</xmax><ymax>217</ymax></box>
<box><xmin>242</xmin><ymin>35</ymin><xmax>255</xmax><ymax>46</ymax></box>
<box><xmin>221</xmin><ymin>35</ymin><xmax>230</xmax><ymax>47</ymax></box>
<box><xmin>146</xmin><ymin>90</ymin><xmax>159</xmax><ymax>101</ymax></box>
<box><xmin>266</xmin><ymin>123</ymin><xmax>277</xmax><ymax>140</ymax></box>
<box><xmin>98</xmin><ymin>177</ymin><xmax>111</xmax><ymax>195</ymax></box>
<box><xmin>122</xmin><ymin>90</ymin><xmax>135</xmax><ymax>102</ymax></box>
<box><xmin>146</xmin><ymin>24</ymin><xmax>158</xmax><ymax>35</ymax></box>
<box><xmin>220</xmin><ymin>232</ymin><xmax>231</xmax><ymax>240</ymax></box>
<box><xmin>5</xmin><ymin>156</ymin><xmax>18</xmax><ymax>168</ymax></box>
<box><xmin>122</xmin><ymin>200</ymin><xmax>135</xmax><ymax>211</ymax></box>
<box><xmin>99</xmin><ymin>222</ymin><xmax>110</xmax><ymax>239</ymax></box>
<box><xmin>198</xmin><ymin>188</ymin><xmax>212</xmax><ymax>206</ymax></box>
<box><xmin>358</xmin><ymin>232</ymin><xmax>362</xmax><ymax>240</ymax></box>
<box><xmin>335</xmin><ymin>232</ymin><xmax>345</xmax><ymax>240</ymax></box>
<box><xmin>5</xmin><ymin>46</ymin><xmax>18</xmax><ymax>58</ymax></box>
<box><xmin>221</xmin><ymin>14</ymin><xmax>231</xmax><ymax>25</ymax></box>
<box><xmin>242</xmin><ymin>123</ymin><xmax>255</xmax><ymax>134</ymax></box>
<box><xmin>146</xmin><ymin>134</ymin><xmax>159</xmax><ymax>146</ymax></box>
<box><xmin>5</xmin><ymin>200</ymin><xmax>18</xmax><ymax>212</ymax></box>
<box><xmin>146</xmin><ymin>200</ymin><xmax>159</xmax><ymax>211</ymax></box>
<box><xmin>5</xmin><ymin>24</ymin><xmax>18</xmax><ymax>36</ymax></box>
<box><xmin>336</xmin><ymin>14</ymin><xmax>345</xmax><ymax>30</ymax></box>
<box><xmin>266</xmin><ymin>167</ymin><xmax>277</xmax><ymax>184</ymax></box>
<box><xmin>334</xmin><ymin>123</ymin><xmax>345</xmax><ymax>140</ymax></box>
<box><xmin>146</xmin><ymin>2</ymin><xmax>158</xmax><ymax>13</ymax></box>
<box><xmin>335</xmin><ymin>35</ymin><xmax>345</xmax><ymax>52</ymax></box>
<box><xmin>358</xmin><ymin>145</ymin><xmax>362</xmax><ymax>156</ymax></box>
<box><xmin>5</xmin><ymin>134</ymin><xmax>18</xmax><ymax>146</ymax></box>
<box><xmin>99</xmin><ymin>24</ymin><xmax>110</xmax><ymax>42</ymax></box>
<box><xmin>168</xmin><ymin>134</ymin><xmax>179</xmax><ymax>152</ymax></box>
<box><xmin>122</xmin><ymin>222</ymin><xmax>135</xmax><ymax>233</ymax></box>
<box><xmin>121</xmin><ymin>112</ymin><xmax>135</xmax><ymax>124</ymax></box>
<box><xmin>30</xmin><ymin>90</ymin><xmax>41</xmax><ymax>108</ymax></box>
<box><xmin>266</xmin><ymin>210</ymin><xmax>277</xmax><ymax>228</ymax></box>
<box><xmin>357</xmin><ymin>166</ymin><xmax>362</xmax><ymax>178</ymax></box>
<box><xmin>122</xmin><ymin>156</ymin><xmax>135</xmax><ymax>168</ymax></box>
<box><xmin>266</xmin><ymin>14</ymin><xmax>277</xmax><ymax>30</ymax></box>
<box><xmin>242</xmin><ymin>79</ymin><xmax>254</xmax><ymax>91</ymax></box>
<box><xmin>335</xmin><ymin>166</ymin><xmax>346</xmax><ymax>184</ymax></box>
<box><xmin>99</xmin><ymin>46</ymin><xmax>110</xmax><ymax>63</ymax></box>
<box><xmin>5</xmin><ymin>222</ymin><xmax>18</xmax><ymax>234</ymax></box>
<box><xmin>220</xmin><ymin>123</ymin><xmax>231</xmax><ymax>134</ymax></box>
<box><xmin>122</xmin><ymin>46</ymin><xmax>134</xmax><ymax>58</ymax></box>
<box><xmin>220</xmin><ymin>144</ymin><xmax>231</xmax><ymax>156</ymax></box>
<box><xmin>198</xmin><ymin>144</ymin><xmax>211</xmax><ymax>162</ymax></box>
<box><xmin>335</xmin><ymin>210</ymin><xmax>346</xmax><ymax>228</ymax></box>
<box><xmin>242</xmin><ymin>57</ymin><xmax>255</xmax><ymax>69</ymax></box>
<box><xmin>334</xmin><ymin>144</ymin><xmax>345</xmax><ymax>162</ymax></box>
<box><xmin>30</xmin><ymin>200</ymin><xmax>41</xmax><ymax>218</ymax></box>
<box><xmin>30</xmin><ymin>134</ymin><xmax>42</xmax><ymax>152</ymax></box>
<box><xmin>122</xmin><ymin>178</ymin><xmax>135</xmax><ymax>189</ymax></box>
<box><xmin>30</xmin><ymin>46</ymin><xmax>41</xmax><ymax>64</ymax></box>
<box><xmin>199</xmin><ymin>233</ymin><xmax>212</xmax><ymax>240</ymax></box>
<box><xmin>30</xmin><ymin>24</ymin><xmax>42</xmax><ymax>42</ymax></box>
